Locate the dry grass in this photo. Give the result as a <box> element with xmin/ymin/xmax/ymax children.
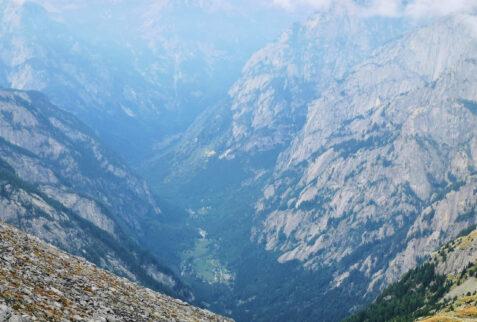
<box><xmin>456</xmin><ymin>306</ymin><xmax>477</xmax><ymax>318</ymax></box>
<box><xmin>420</xmin><ymin>316</ymin><xmax>460</xmax><ymax>322</ymax></box>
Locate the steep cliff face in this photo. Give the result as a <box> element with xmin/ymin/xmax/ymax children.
<box><xmin>253</xmin><ymin>13</ymin><xmax>477</xmax><ymax>293</ymax></box>
<box><xmin>0</xmin><ymin>88</ymin><xmax>192</xmax><ymax>301</ymax></box>
<box><xmin>0</xmin><ymin>88</ymin><xmax>160</xmax><ymax>233</ymax></box>
<box><xmin>0</xmin><ymin>222</ymin><xmax>231</xmax><ymax>321</ymax></box>
<box><xmin>142</xmin><ymin>11</ymin><xmax>477</xmax><ymax>321</ymax></box>
<box><xmin>225</xmin><ymin>4</ymin><xmax>406</xmax><ymax>154</ymax></box>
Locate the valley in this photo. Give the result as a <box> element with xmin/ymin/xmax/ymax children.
<box><xmin>1</xmin><ymin>1</ymin><xmax>477</xmax><ymax>321</ymax></box>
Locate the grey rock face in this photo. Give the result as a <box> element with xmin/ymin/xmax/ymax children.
<box><xmin>0</xmin><ymin>222</ymin><xmax>231</xmax><ymax>321</ymax></box>
<box><xmin>254</xmin><ymin>13</ymin><xmax>477</xmax><ymax>293</ymax></box>
<box><xmin>0</xmin><ymin>88</ymin><xmax>161</xmax><ymax>234</ymax></box>
<box><xmin>148</xmin><ymin>4</ymin><xmax>408</xmax><ymax>195</ymax></box>
<box><xmin>226</xmin><ymin>4</ymin><xmax>407</xmax><ymax>154</ymax></box>
<box><xmin>434</xmin><ymin>230</ymin><xmax>477</xmax><ymax>276</ymax></box>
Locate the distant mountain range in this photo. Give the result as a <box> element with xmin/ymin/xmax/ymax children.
<box><xmin>0</xmin><ymin>1</ymin><xmax>293</xmax><ymax>162</ymax></box>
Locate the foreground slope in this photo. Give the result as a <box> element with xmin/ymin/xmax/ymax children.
<box><xmin>346</xmin><ymin>226</ymin><xmax>477</xmax><ymax>321</ymax></box>
<box><xmin>0</xmin><ymin>222</ymin><xmax>231</xmax><ymax>321</ymax></box>
<box><xmin>0</xmin><ymin>88</ymin><xmax>192</xmax><ymax>300</ymax></box>
<box><xmin>142</xmin><ymin>11</ymin><xmax>477</xmax><ymax>321</ymax></box>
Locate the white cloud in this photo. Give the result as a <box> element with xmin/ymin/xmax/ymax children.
<box><xmin>405</xmin><ymin>0</ymin><xmax>477</xmax><ymax>18</ymax></box>
<box><xmin>269</xmin><ymin>0</ymin><xmax>477</xmax><ymax>18</ymax></box>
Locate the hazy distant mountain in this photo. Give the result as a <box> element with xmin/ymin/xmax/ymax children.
<box><xmin>0</xmin><ymin>88</ymin><xmax>192</xmax><ymax>301</ymax></box>
<box><xmin>0</xmin><ymin>0</ymin><xmax>294</xmax><ymax>162</ymax></box>
<box><xmin>0</xmin><ymin>1</ymin><xmax>160</xmax><ymax>160</ymax></box>
<box><xmin>142</xmin><ymin>8</ymin><xmax>477</xmax><ymax>321</ymax></box>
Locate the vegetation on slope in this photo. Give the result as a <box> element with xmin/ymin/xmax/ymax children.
<box><xmin>345</xmin><ymin>228</ymin><xmax>477</xmax><ymax>322</ymax></box>
<box><xmin>344</xmin><ymin>263</ymin><xmax>450</xmax><ymax>322</ymax></box>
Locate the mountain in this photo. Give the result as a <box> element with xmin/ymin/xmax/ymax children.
<box><xmin>0</xmin><ymin>88</ymin><xmax>192</xmax><ymax>301</ymax></box>
<box><xmin>0</xmin><ymin>221</ymin><xmax>231</xmax><ymax>321</ymax></box>
<box><xmin>252</xmin><ymin>11</ymin><xmax>477</xmax><ymax>294</ymax></box>
<box><xmin>0</xmin><ymin>88</ymin><xmax>161</xmax><ymax>234</ymax></box>
<box><xmin>0</xmin><ymin>1</ymin><xmax>293</xmax><ymax>162</ymax></box>
<box><xmin>0</xmin><ymin>1</ymin><xmax>170</xmax><ymax>161</ymax></box>
<box><xmin>345</xmin><ymin>226</ymin><xmax>477</xmax><ymax>321</ymax></box>
<box><xmin>3</xmin><ymin>1</ymin><xmax>477</xmax><ymax>321</ymax></box>
<box><xmin>141</xmin><ymin>9</ymin><xmax>477</xmax><ymax>321</ymax></box>
<box><xmin>144</xmin><ymin>3</ymin><xmax>409</xmax><ymax>188</ymax></box>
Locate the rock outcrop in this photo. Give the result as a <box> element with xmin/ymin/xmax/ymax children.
<box><xmin>0</xmin><ymin>221</ymin><xmax>232</xmax><ymax>321</ymax></box>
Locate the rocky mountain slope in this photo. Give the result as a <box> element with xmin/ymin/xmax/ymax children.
<box><xmin>0</xmin><ymin>221</ymin><xmax>231</xmax><ymax>321</ymax></box>
<box><xmin>141</xmin><ymin>10</ymin><xmax>477</xmax><ymax>321</ymax></box>
<box><xmin>254</xmin><ymin>12</ymin><xmax>477</xmax><ymax>289</ymax></box>
<box><xmin>0</xmin><ymin>87</ymin><xmax>192</xmax><ymax>301</ymax></box>
<box><xmin>0</xmin><ymin>88</ymin><xmax>160</xmax><ymax>234</ymax></box>
<box><xmin>346</xmin><ymin>226</ymin><xmax>477</xmax><ymax>321</ymax></box>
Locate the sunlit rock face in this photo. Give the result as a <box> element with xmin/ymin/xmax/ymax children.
<box><xmin>226</xmin><ymin>4</ymin><xmax>407</xmax><ymax>154</ymax></box>
<box><xmin>253</xmin><ymin>13</ymin><xmax>477</xmax><ymax>292</ymax></box>
<box><xmin>345</xmin><ymin>228</ymin><xmax>477</xmax><ymax>322</ymax></box>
